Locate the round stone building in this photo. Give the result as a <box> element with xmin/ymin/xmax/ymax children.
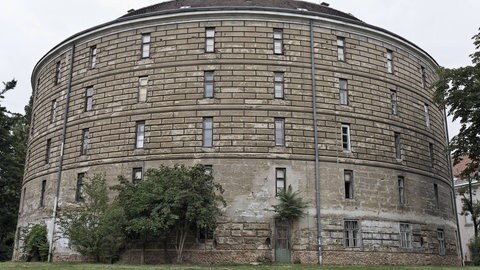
<box><xmin>15</xmin><ymin>0</ymin><xmax>461</xmax><ymax>265</ymax></box>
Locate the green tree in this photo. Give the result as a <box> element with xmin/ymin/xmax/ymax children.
<box><xmin>272</xmin><ymin>185</ymin><xmax>308</xmax><ymax>222</ymax></box>
<box><xmin>59</xmin><ymin>174</ymin><xmax>125</xmax><ymax>263</ymax></box>
<box><xmin>0</xmin><ymin>79</ymin><xmax>30</xmax><ymax>261</ymax></box>
<box><xmin>433</xmin><ymin>28</ymin><xmax>480</xmax><ymax>238</ymax></box>
<box><xmin>115</xmin><ymin>164</ymin><xmax>225</xmax><ymax>263</ymax></box>
<box><xmin>22</xmin><ymin>224</ymin><xmax>49</xmax><ymax>262</ymax></box>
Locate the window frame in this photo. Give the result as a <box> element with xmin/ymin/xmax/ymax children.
<box><xmin>54</xmin><ymin>61</ymin><xmax>61</xmax><ymax>85</ymax></box>
<box><xmin>398</xmin><ymin>176</ymin><xmax>405</xmax><ymax>205</ymax></box>
<box><xmin>341</xmin><ymin>124</ymin><xmax>351</xmax><ymax>152</ymax></box>
<box><xmin>337</xmin><ymin>37</ymin><xmax>346</xmax><ymax>61</ymax></box>
<box><xmin>434</xmin><ymin>183</ymin><xmax>439</xmax><ymax>208</ymax></box>
<box><xmin>85</xmin><ymin>86</ymin><xmax>93</xmax><ymax>112</ymax></box>
<box><xmin>138</xmin><ymin>76</ymin><xmax>148</xmax><ymax>102</ymax></box>
<box><xmin>339</xmin><ymin>79</ymin><xmax>348</xmax><ymax>105</ymax></box>
<box><xmin>76</xmin><ymin>173</ymin><xmax>85</xmax><ymax>202</ymax></box>
<box><xmin>344</xmin><ymin>220</ymin><xmax>360</xmax><ymax>248</ymax></box>
<box><xmin>390</xmin><ymin>90</ymin><xmax>398</xmax><ymax>115</ymax></box>
<box><xmin>424</xmin><ymin>103</ymin><xmax>430</xmax><ymax>127</ymax></box>
<box><xmin>344</xmin><ymin>170</ymin><xmax>354</xmax><ymax>199</ymax></box>
<box><xmin>421</xmin><ymin>66</ymin><xmax>426</xmax><ymax>87</ymax></box>
<box><xmin>399</xmin><ymin>223</ymin><xmax>412</xmax><ymax>249</ymax></box>
<box><xmin>132</xmin><ymin>167</ymin><xmax>143</xmax><ymax>182</ymax></box>
<box><xmin>81</xmin><ymin>129</ymin><xmax>89</xmax><ymax>155</ymax></box>
<box><xmin>203</xmin><ymin>117</ymin><xmax>213</xmax><ymax>148</ymax></box>
<box><xmin>273</xmin><ymin>28</ymin><xmax>283</xmax><ymax>54</ymax></box>
<box><xmin>204</xmin><ymin>71</ymin><xmax>214</xmax><ymax>98</ymax></box>
<box><xmin>274</xmin><ymin>72</ymin><xmax>284</xmax><ymax>99</ymax></box>
<box><xmin>135</xmin><ymin>121</ymin><xmax>145</xmax><ymax>149</ymax></box>
<box><xmin>386</xmin><ymin>49</ymin><xmax>393</xmax><ymax>73</ymax></box>
<box><xmin>141</xmin><ymin>33</ymin><xmax>151</xmax><ymax>59</ymax></box>
<box><xmin>21</xmin><ymin>187</ymin><xmax>26</xmax><ymax>213</ymax></box>
<box><xmin>50</xmin><ymin>99</ymin><xmax>57</xmax><ymax>123</ymax></box>
<box><xmin>274</xmin><ymin>118</ymin><xmax>285</xmax><ymax>146</ymax></box>
<box><xmin>45</xmin><ymin>139</ymin><xmax>51</xmax><ymax>164</ymax></box>
<box><xmin>394</xmin><ymin>132</ymin><xmax>401</xmax><ymax>159</ymax></box>
<box><xmin>437</xmin><ymin>229</ymin><xmax>445</xmax><ymax>255</ymax></box>
<box><xmin>90</xmin><ymin>45</ymin><xmax>97</xmax><ymax>69</ymax></box>
<box><xmin>275</xmin><ymin>168</ymin><xmax>286</xmax><ymax>196</ymax></box>
<box><xmin>205</xmin><ymin>28</ymin><xmax>215</xmax><ymax>53</ymax></box>
<box><xmin>40</xmin><ymin>180</ymin><xmax>46</xmax><ymax>208</ymax></box>
<box><xmin>429</xmin><ymin>142</ymin><xmax>434</xmax><ymax>167</ymax></box>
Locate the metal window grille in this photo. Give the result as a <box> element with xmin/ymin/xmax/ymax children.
<box><xmin>399</xmin><ymin>223</ymin><xmax>412</xmax><ymax>248</ymax></box>
<box><xmin>344</xmin><ymin>220</ymin><xmax>359</xmax><ymax>247</ymax></box>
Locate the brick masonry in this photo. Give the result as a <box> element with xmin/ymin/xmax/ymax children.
<box><xmin>14</xmin><ymin>4</ymin><xmax>460</xmax><ymax>265</ymax></box>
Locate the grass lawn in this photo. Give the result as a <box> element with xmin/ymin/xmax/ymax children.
<box><xmin>0</xmin><ymin>262</ymin><xmax>470</xmax><ymax>270</ymax></box>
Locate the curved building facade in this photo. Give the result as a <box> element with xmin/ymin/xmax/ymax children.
<box><xmin>15</xmin><ymin>0</ymin><xmax>460</xmax><ymax>264</ymax></box>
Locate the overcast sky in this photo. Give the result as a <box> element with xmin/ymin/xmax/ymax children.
<box><xmin>1</xmin><ymin>0</ymin><xmax>479</xmax><ymax>138</ymax></box>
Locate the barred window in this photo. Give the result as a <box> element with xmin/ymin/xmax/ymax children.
<box><xmin>399</xmin><ymin>223</ymin><xmax>412</xmax><ymax>248</ymax></box>
<box><xmin>274</xmin><ymin>72</ymin><xmax>284</xmax><ymax>99</ymax></box>
<box><xmin>344</xmin><ymin>220</ymin><xmax>360</xmax><ymax>247</ymax></box>
<box><xmin>203</xmin><ymin>117</ymin><xmax>213</xmax><ymax>148</ymax></box>
<box><xmin>337</xmin><ymin>37</ymin><xmax>345</xmax><ymax>61</ymax></box>
<box><xmin>141</xmin><ymin>34</ymin><xmax>151</xmax><ymax>58</ymax></box>
<box><xmin>275</xmin><ymin>118</ymin><xmax>285</xmax><ymax>146</ymax></box>
<box><xmin>204</xmin><ymin>71</ymin><xmax>214</xmax><ymax>98</ymax></box>
<box><xmin>273</xmin><ymin>28</ymin><xmax>283</xmax><ymax>54</ymax></box>
<box><xmin>437</xmin><ymin>229</ymin><xmax>445</xmax><ymax>255</ymax></box>
<box><xmin>136</xmin><ymin>121</ymin><xmax>145</xmax><ymax>149</ymax></box>
<box><xmin>205</xmin><ymin>28</ymin><xmax>215</xmax><ymax>53</ymax></box>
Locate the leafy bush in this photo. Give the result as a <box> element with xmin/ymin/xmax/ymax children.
<box><xmin>23</xmin><ymin>224</ymin><xmax>49</xmax><ymax>262</ymax></box>
<box><xmin>272</xmin><ymin>185</ymin><xmax>308</xmax><ymax>222</ymax></box>
<box><xmin>469</xmin><ymin>236</ymin><xmax>480</xmax><ymax>265</ymax></box>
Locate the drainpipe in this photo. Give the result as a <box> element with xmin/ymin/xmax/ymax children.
<box><xmin>444</xmin><ymin>109</ymin><xmax>464</xmax><ymax>265</ymax></box>
<box><xmin>310</xmin><ymin>19</ymin><xmax>322</xmax><ymax>264</ymax></box>
<box><xmin>48</xmin><ymin>43</ymin><xmax>75</xmax><ymax>262</ymax></box>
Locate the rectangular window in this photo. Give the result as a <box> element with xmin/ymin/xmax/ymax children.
<box><xmin>434</xmin><ymin>183</ymin><xmax>439</xmax><ymax>208</ymax></box>
<box><xmin>90</xmin><ymin>45</ymin><xmax>97</xmax><ymax>69</ymax></box>
<box><xmin>386</xmin><ymin>49</ymin><xmax>393</xmax><ymax>73</ymax></box>
<box><xmin>273</xmin><ymin>28</ymin><xmax>283</xmax><ymax>54</ymax></box>
<box><xmin>40</xmin><ymin>180</ymin><xmax>46</xmax><ymax>207</ymax></box>
<box><xmin>341</xmin><ymin>124</ymin><xmax>351</xmax><ymax>151</ymax></box>
<box><xmin>276</xmin><ymin>168</ymin><xmax>286</xmax><ymax>196</ymax></box>
<box><xmin>138</xmin><ymin>76</ymin><xmax>148</xmax><ymax>102</ymax></box>
<box><xmin>344</xmin><ymin>220</ymin><xmax>360</xmax><ymax>247</ymax></box>
<box><xmin>424</xmin><ymin>103</ymin><xmax>430</xmax><ymax>127</ymax></box>
<box><xmin>85</xmin><ymin>87</ymin><xmax>93</xmax><ymax>111</ymax></box>
<box><xmin>339</xmin><ymin>79</ymin><xmax>348</xmax><ymax>105</ymax></box>
<box><xmin>337</xmin><ymin>37</ymin><xmax>345</xmax><ymax>61</ymax></box>
<box><xmin>421</xmin><ymin>66</ymin><xmax>426</xmax><ymax>87</ymax></box>
<box><xmin>132</xmin><ymin>167</ymin><xmax>143</xmax><ymax>182</ymax></box>
<box><xmin>204</xmin><ymin>71</ymin><xmax>214</xmax><ymax>98</ymax></box>
<box><xmin>205</xmin><ymin>28</ymin><xmax>215</xmax><ymax>53</ymax></box>
<box><xmin>45</xmin><ymin>139</ymin><xmax>51</xmax><ymax>164</ymax></box>
<box><xmin>394</xmin><ymin>132</ymin><xmax>401</xmax><ymax>159</ymax></box>
<box><xmin>141</xmin><ymin>34</ymin><xmax>151</xmax><ymax>58</ymax></box>
<box><xmin>344</xmin><ymin>170</ymin><xmax>353</xmax><ymax>199</ymax></box>
<box><xmin>203</xmin><ymin>117</ymin><xmax>213</xmax><ymax>148</ymax></box>
<box><xmin>21</xmin><ymin>187</ymin><xmax>26</xmax><ymax>213</ymax></box>
<box><xmin>50</xmin><ymin>99</ymin><xmax>57</xmax><ymax>123</ymax></box>
<box><xmin>275</xmin><ymin>118</ymin><xmax>285</xmax><ymax>146</ymax></box>
<box><xmin>398</xmin><ymin>176</ymin><xmax>405</xmax><ymax>205</ymax></box>
<box><xmin>437</xmin><ymin>229</ymin><xmax>445</xmax><ymax>255</ymax></box>
<box><xmin>429</xmin><ymin>143</ymin><xmax>434</xmax><ymax>167</ymax></box>
<box><xmin>274</xmin><ymin>72</ymin><xmax>284</xmax><ymax>99</ymax></box>
<box><xmin>81</xmin><ymin>129</ymin><xmax>89</xmax><ymax>155</ymax></box>
<box><xmin>76</xmin><ymin>173</ymin><xmax>85</xmax><ymax>202</ymax></box>
<box><xmin>203</xmin><ymin>165</ymin><xmax>213</xmax><ymax>176</ymax></box>
<box><xmin>399</xmin><ymin>223</ymin><xmax>412</xmax><ymax>248</ymax></box>
<box><xmin>31</xmin><ymin>113</ymin><xmax>36</xmax><ymax>135</ymax></box>
<box><xmin>54</xmin><ymin>61</ymin><xmax>61</xmax><ymax>84</ymax></box>
<box><xmin>135</xmin><ymin>121</ymin><xmax>145</xmax><ymax>149</ymax></box>
<box><xmin>390</xmin><ymin>90</ymin><xmax>397</xmax><ymax>115</ymax></box>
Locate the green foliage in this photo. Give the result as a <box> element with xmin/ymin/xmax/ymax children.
<box><xmin>115</xmin><ymin>164</ymin><xmax>225</xmax><ymax>263</ymax></box>
<box><xmin>272</xmin><ymin>185</ymin><xmax>308</xmax><ymax>222</ymax></box>
<box><xmin>0</xmin><ymin>79</ymin><xmax>29</xmax><ymax>261</ymax></box>
<box><xmin>59</xmin><ymin>174</ymin><xmax>125</xmax><ymax>263</ymax></box>
<box><xmin>23</xmin><ymin>224</ymin><xmax>49</xmax><ymax>262</ymax></box>
<box><xmin>469</xmin><ymin>236</ymin><xmax>480</xmax><ymax>265</ymax></box>
<box><xmin>433</xmin><ymin>28</ymin><xmax>480</xmax><ymax>238</ymax></box>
